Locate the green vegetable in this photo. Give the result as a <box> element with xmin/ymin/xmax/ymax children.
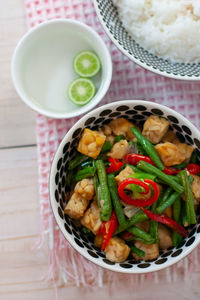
<box><xmin>156</xmin><ymin>191</ymin><xmax>181</xmax><ymax>214</ymax></box>
<box><xmin>115</xmin><ymin>210</ymin><xmax>148</xmax><ymax>235</ymax></box>
<box><xmin>137</xmin><ymin>161</ymin><xmax>184</xmax><ymax>194</ymax></box>
<box><xmin>172</xmin><ymin>197</ymin><xmax>183</xmax><ymax>247</ymax></box>
<box><xmin>75</xmin><ymin>166</ymin><xmax>96</xmax><ymax>181</ymax></box>
<box><xmin>95</xmin><ymin>160</ymin><xmax>112</xmax><ymax>221</ymax></box>
<box><xmin>115</xmin><ymin>135</ymin><xmax>126</xmax><ymax>142</ymax></box>
<box><xmin>181</xmin><ymin>201</ymin><xmax>189</xmax><ymax>227</ymax></box>
<box><xmin>94</xmin><ymin>173</ymin><xmax>101</xmax><ymax>208</ymax></box>
<box><xmin>69</xmin><ymin>153</ymin><xmax>89</xmax><ymax>170</ymax></box>
<box><xmin>128</xmin><ymin>226</ymin><xmax>155</xmax><ymax>244</ymax></box>
<box><xmin>149</xmin><ymin>200</ymin><xmax>159</xmax><ymax>243</ymax></box>
<box><xmin>101</xmin><ymin>141</ymin><xmax>113</xmax><ymax>153</ymax></box>
<box><xmin>162</xmin><ymin>187</ymin><xmax>173</xmax><ymax>203</ymax></box>
<box><xmin>179</xmin><ymin>170</ymin><xmax>196</xmax><ymax>225</ymax></box>
<box><xmin>131</xmin><ymin>127</ymin><xmax>164</xmax><ymax>170</ymax></box>
<box><xmin>130</xmin><ymin>245</ymin><xmax>145</xmax><ymax>257</ymax></box>
<box><xmin>107</xmin><ymin>174</ymin><xmax>127</xmax><ymax>226</ymax></box>
<box><xmin>129</xmin><ymin>172</ymin><xmax>156</xmax><ymax>181</ymax></box>
<box><xmin>132</xmin><ymin>237</ymin><xmax>156</xmax><ymax>244</ymax></box>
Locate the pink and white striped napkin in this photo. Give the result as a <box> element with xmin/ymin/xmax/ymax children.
<box><xmin>25</xmin><ymin>0</ymin><xmax>200</xmax><ymax>287</ymax></box>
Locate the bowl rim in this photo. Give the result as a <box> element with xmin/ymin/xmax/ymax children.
<box><xmin>11</xmin><ymin>18</ymin><xmax>112</xmax><ymax>119</ymax></box>
<box><xmin>93</xmin><ymin>0</ymin><xmax>200</xmax><ymax>81</ymax></box>
<box><xmin>49</xmin><ymin>100</ymin><xmax>200</xmax><ymax>273</ymax></box>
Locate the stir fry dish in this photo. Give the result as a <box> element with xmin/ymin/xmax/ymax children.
<box><xmin>64</xmin><ymin>116</ymin><xmax>199</xmax><ymax>263</ymax></box>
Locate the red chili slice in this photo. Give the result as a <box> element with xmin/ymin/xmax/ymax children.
<box><xmin>123</xmin><ymin>153</ymin><xmax>156</xmax><ymax>166</ymax></box>
<box><xmin>141</xmin><ymin>207</ymin><xmax>188</xmax><ymax>237</ymax></box>
<box><xmin>186</xmin><ymin>163</ymin><xmax>200</xmax><ymax>175</ymax></box>
<box><xmin>118</xmin><ymin>178</ymin><xmax>160</xmax><ymax>207</ymax></box>
<box><xmin>97</xmin><ymin>211</ymin><xmax>118</xmax><ymax>251</ymax></box>
<box><xmin>106</xmin><ymin>157</ymin><xmax>124</xmax><ymax>174</ymax></box>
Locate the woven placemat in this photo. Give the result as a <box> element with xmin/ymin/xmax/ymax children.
<box><xmin>25</xmin><ymin>0</ymin><xmax>200</xmax><ymax>287</ymax></box>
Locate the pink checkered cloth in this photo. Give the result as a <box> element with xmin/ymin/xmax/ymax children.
<box><xmin>25</xmin><ymin>0</ymin><xmax>200</xmax><ymax>287</ymax></box>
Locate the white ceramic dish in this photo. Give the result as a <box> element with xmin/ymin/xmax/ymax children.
<box><xmin>11</xmin><ymin>19</ymin><xmax>112</xmax><ymax>119</ymax></box>
<box><xmin>49</xmin><ymin>100</ymin><xmax>200</xmax><ymax>273</ymax></box>
<box><xmin>93</xmin><ymin>0</ymin><xmax>200</xmax><ymax>80</ymax></box>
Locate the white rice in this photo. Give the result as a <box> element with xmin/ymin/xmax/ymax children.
<box><xmin>113</xmin><ymin>0</ymin><xmax>200</xmax><ymax>63</ymax></box>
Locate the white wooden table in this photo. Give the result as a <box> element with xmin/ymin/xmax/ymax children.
<box><xmin>0</xmin><ymin>1</ymin><xmax>199</xmax><ymax>299</ymax></box>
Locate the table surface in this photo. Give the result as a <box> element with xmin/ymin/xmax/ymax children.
<box><xmin>0</xmin><ymin>1</ymin><xmax>200</xmax><ymax>299</ymax></box>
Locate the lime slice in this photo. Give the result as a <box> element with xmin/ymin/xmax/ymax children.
<box><xmin>67</xmin><ymin>78</ymin><xmax>96</xmax><ymax>106</ymax></box>
<box><xmin>73</xmin><ymin>50</ymin><xmax>101</xmax><ymax>78</ymax></box>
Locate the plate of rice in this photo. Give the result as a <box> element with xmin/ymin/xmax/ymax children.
<box><xmin>93</xmin><ymin>0</ymin><xmax>200</xmax><ymax>80</ymax></box>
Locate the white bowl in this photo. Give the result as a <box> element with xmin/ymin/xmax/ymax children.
<box><xmin>49</xmin><ymin>100</ymin><xmax>200</xmax><ymax>273</ymax></box>
<box><xmin>93</xmin><ymin>0</ymin><xmax>200</xmax><ymax>80</ymax></box>
<box><xmin>11</xmin><ymin>19</ymin><xmax>112</xmax><ymax>119</ymax></box>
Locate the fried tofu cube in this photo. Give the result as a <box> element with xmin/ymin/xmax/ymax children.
<box><xmin>191</xmin><ymin>175</ymin><xmax>200</xmax><ymax>205</ymax></box>
<box><xmin>176</xmin><ymin>143</ymin><xmax>194</xmax><ymax>163</ymax></box>
<box><xmin>158</xmin><ymin>224</ymin><xmax>172</xmax><ymax>250</ymax></box>
<box><xmin>104</xmin><ymin>237</ymin><xmax>130</xmax><ymax>263</ymax></box>
<box><xmin>80</xmin><ymin>200</ymin><xmax>102</xmax><ymax>234</ymax></box>
<box><xmin>132</xmin><ymin>242</ymin><xmax>159</xmax><ymax>261</ymax></box>
<box><xmin>115</xmin><ymin>166</ymin><xmax>134</xmax><ymax>185</ymax></box>
<box><xmin>74</xmin><ymin>178</ymin><xmax>94</xmax><ymax>200</ymax></box>
<box><xmin>155</xmin><ymin>142</ymin><xmax>186</xmax><ymax>166</ymax></box>
<box><xmin>77</xmin><ymin>128</ymin><xmax>106</xmax><ymax>159</ymax></box>
<box><xmin>109</xmin><ymin>118</ymin><xmax>136</xmax><ymax>141</ymax></box>
<box><xmin>155</xmin><ymin>142</ymin><xmax>194</xmax><ymax>166</ymax></box>
<box><xmin>107</xmin><ymin>140</ymin><xmax>129</xmax><ymax>159</ymax></box>
<box><xmin>64</xmin><ymin>193</ymin><xmax>90</xmax><ymax>219</ymax></box>
<box><xmin>142</xmin><ymin>115</ymin><xmax>170</xmax><ymax>144</ymax></box>
<box><xmin>64</xmin><ymin>179</ymin><xmax>94</xmax><ymax>219</ymax></box>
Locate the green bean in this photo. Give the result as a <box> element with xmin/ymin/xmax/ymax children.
<box><xmin>156</xmin><ymin>191</ymin><xmax>181</xmax><ymax>214</ymax></box>
<box><xmin>75</xmin><ymin>166</ymin><xmax>96</xmax><ymax>181</ymax></box>
<box><xmin>128</xmin><ymin>226</ymin><xmax>155</xmax><ymax>243</ymax></box>
<box><xmin>132</xmin><ymin>237</ymin><xmax>156</xmax><ymax>244</ymax></box>
<box><xmin>130</xmin><ymin>172</ymin><xmax>156</xmax><ymax>181</ymax></box>
<box><xmin>95</xmin><ymin>160</ymin><xmax>112</xmax><ymax>221</ymax></box>
<box><xmin>149</xmin><ymin>200</ymin><xmax>159</xmax><ymax>243</ymax></box>
<box><xmin>131</xmin><ymin>127</ymin><xmax>164</xmax><ymax>170</ymax></box>
<box><xmin>94</xmin><ymin>174</ymin><xmax>101</xmax><ymax>208</ymax></box>
<box><xmin>181</xmin><ymin>201</ymin><xmax>189</xmax><ymax>227</ymax></box>
<box><xmin>130</xmin><ymin>245</ymin><xmax>145</xmax><ymax>257</ymax></box>
<box><xmin>172</xmin><ymin>197</ymin><xmax>183</xmax><ymax>247</ymax></box>
<box><xmin>173</xmin><ymin>196</ymin><xmax>181</xmax><ymax>222</ymax></box>
<box><xmin>101</xmin><ymin>141</ymin><xmax>113</xmax><ymax>153</ymax></box>
<box><xmin>126</xmin><ymin>164</ymin><xmax>139</xmax><ymax>173</ymax></box>
<box><xmin>107</xmin><ymin>174</ymin><xmax>127</xmax><ymax>226</ymax></box>
<box><xmin>115</xmin><ymin>210</ymin><xmax>148</xmax><ymax>235</ymax></box>
<box><xmin>161</xmin><ymin>187</ymin><xmax>173</xmax><ymax>204</ymax></box>
<box><xmin>179</xmin><ymin>170</ymin><xmax>196</xmax><ymax>225</ymax></box>
<box><xmin>137</xmin><ymin>161</ymin><xmax>184</xmax><ymax>194</ymax></box>
<box><xmin>69</xmin><ymin>153</ymin><xmax>89</xmax><ymax>170</ymax></box>
<box><xmin>115</xmin><ymin>135</ymin><xmax>126</xmax><ymax>142</ymax></box>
